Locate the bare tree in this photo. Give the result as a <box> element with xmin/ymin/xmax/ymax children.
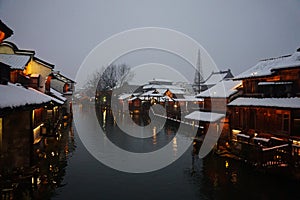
<box><xmin>97</xmin><ymin>63</ymin><xmax>131</xmax><ymax>91</ymax></box>
<box><xmin>84</xmin><ymin>64</ymin><xmax>131</xmax><ymax>96</ymax></box>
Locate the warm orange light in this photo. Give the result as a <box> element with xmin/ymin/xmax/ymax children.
<box><xmin>0</xmin><ymin>31</ymin><xmax>5</xmax><ymax>42</ymax></box>
<box><xmin>23</xmin><ymin>61</ymin><xmax>33</xmax><ymax>75</ymax></box>
<box><xmin>64</xmin><ymin>83</ymin><xmax>69</xmax><ymax>93</ymax></box>
<box><xmin>225</xmin><ymin>160</ymin><xmax>229</xmax><ymax>168</ymax></box>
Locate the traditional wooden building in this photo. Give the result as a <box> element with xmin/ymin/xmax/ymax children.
<box><xmin>187</xmin><ymin>80</ymin><xmax>242</xmax><ymax>150</ymax></box>
<box><xmin>174</xmin><ymin>95</ymin><xmax>203</xmax><ymax>114</ymax></box>
<box><xmin>0</xmin><ymin>81</ymin><xmax>63</xmax><ymax>170</ymax></box>
<box><xmin>49</xmin><ymin>71</ymin><xmax>75</xmax><ymax>116</ymax></box>
<box><xmin>120</xmin><ymin>79</ymin><xmax>189</xmax><ymax>117</ymax></box>
<box><xmin>0</xmin><ymin>22</ymin><xmax>75</xmax><ymax>197</ymax></box>
<box><xmin>49</xmin><ymin>71</ymin><xmax>75</xmax><ymax>95</ymax></box>
<box><xmin>196</xmin><ymin>80</ymin><xmax>242</xmax><ymax>113</ymax></box>
<box><xmin>128</xmin><ymin>96</ymin><xmax>143</xmax><ymax>114</ymax></box>
<box><xmin>0</xmin><ymin>53</ymin><xmax>31</xmax><ymax>85</ymax></box>
<box><xmin>185</xmin><ymin>110</ymin><xmax>225</xmax><ymax>153</ymax></box>
<box><xmin>0</xmin><ymin>41</ymin><xmax>55</xmax><ymax>93</ymax></box>
<box><xmin>227</xmin><ymin>49</ymin><xmax>300</xmax><ymax>166</ymax></box>
<box><xmin>200</xmin><ymin>69</ymin><xmax>234</xmax><ymax>92</ymax></box>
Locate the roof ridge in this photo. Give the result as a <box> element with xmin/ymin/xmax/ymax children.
<box><xmin>260</xmin><ymin>54</ymin><xmax>291</xmax><ymax>62</ymax></box>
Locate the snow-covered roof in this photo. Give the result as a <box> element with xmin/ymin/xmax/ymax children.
<box><xmin>185</xmin><ymin>111</ymin><xmax>225</xmax><ymax>122</ymax></box>
<box><xmin>253</xmin><ymin>137</ymin><xmax>270</xmax><ymax>143</ymax></box>
<box><xmin>0</xmin><ymin>83</ymin><xmax>53</xmax><ymax>109</ymax></box>
<box><xmin>141</xmin><ymin>88</ymin><xmax>185</xmax><ymax>96</ymax></box>
<box><xmin>52</xmin><ymin>71</ymin><xmax>75</xmax><ymax>83</ymax></box>
<box><xmin>30</xmin><ymin>88</ymin><xmax>64</xmax><ymax>105</ymax></box>
<box><xmin>159</xmin><ymin>96</ymin><xmax>173</xmax><ymax>101</ymax></box>
<box><xmin>204</xmin><ymin>73</ymin><xmax>228</xmax><ymax>85</ymax></box>
<box><xmin>118</xmin><ymin>93</ymin><xmax>132</xmax><ymax>100</ymax></box>
<box><xmin>63</xmin><ymin>91</ymin><xmax>73</xmax><ymax>95</ymax></box>
<box><xmin>33</xmin><ymin>57</ymin><xmax>55</xmax><ymax>69</ymax></box>
<box><xmin>143</xmin><ymin>84</ymin><xmax>184</xmax><ymax>91</ymax></box>
<box><xmin>258</xmin><ymin>81</ymin><xmax>293</xmax><ymax>86</ymax></box>
<box><xmin>128</xmin><ymin>96</ymin><xmax>140</xmax><ymax>101</ymax></box>
<box><xmin>235</xmin><ymin>51</ymin><xmax>300</xmax><ymax>79</ymax></box>
<box><xmin>155</xmin><ymin>89</ymin><xmax>167</xmax><ymax>95</ymax></box>
<box><xmin>148</xmin><ymin>78</ymin><xmax>173</xmax><ymax>85</ymax></box>
<box><xmin>174</xmin><ymin>95</ymin><xmax>203</xmax><ymax>102</ymax></box>
<box><xmin>0</xmin><ymin>54</ymin><xmax>31</xmax><ymax>69</ymax></box>
<box><xmin>196</xmin><ymin>80</ymin><xmax>242</xmax><ymax>98</ymax></box>
<box><xmin>183</xmin><ymin>95</ymin><xmax>196</xmax><ymax>99</ymax></box>
<box><xmin>50</xmin><ymin>88</ymin><xmax>67</xmax><ymax>102</ymax></box>
<box><xmin>141</xmin><ymin>90</ymin><xmax>163</xmax><ymax>97</ymax></box>
<box><xmin>237</xmin><ymin>133</ymin><xmax>250</xmax><ymax>139</ymax></box>
<box><xmin>174</xmin><ymin>98</ymin><xmax>202</xmax><ymax>102</ymax></box>
<box><xmin>228</xmin><ymin>97</ymin><xmax>300</xmax><ymax>109</ymax></box>
<box><xmin>169</xmin><ymin>89</ymin><xmax>185</xmax><ymax>95</ymax></box>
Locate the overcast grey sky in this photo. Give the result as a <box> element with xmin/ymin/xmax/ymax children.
<box><xmin>1</xmin><ymin>0</ymin><xmax>300</xmax><ymax>82</ymax></box>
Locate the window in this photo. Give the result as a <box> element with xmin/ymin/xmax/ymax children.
<box><xmin>276</xmin><ymin>111</ymin><xmax>290</xmax><ymax>133</ymax></box>
<box><xmin>283</xmin><ymin>114</ymin><xmax>289</xmax><ymax>132</ymax></box>
<box><xmin>63</xmin><ymin>83</ymin><xmax>70</xmax><ymax>93</ymax></box>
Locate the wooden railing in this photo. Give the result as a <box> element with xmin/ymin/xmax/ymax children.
<box><xmin>259</xmin><ymin>144</ymin><xmax>290</xmax><ymax>168</ymax></box>
<box><xmin>233</xmin><ymin>140</ymin><xmax>291</xmax><ymax>168</ymax></box>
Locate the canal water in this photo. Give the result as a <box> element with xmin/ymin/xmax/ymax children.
<box><xmin>52</xmin><ymin>105</ymin><xmax>300</xmax><ymax>200</ymax></box>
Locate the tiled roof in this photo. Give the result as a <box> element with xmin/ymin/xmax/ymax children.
<box><xmin>0</xmin><ymin>54</ymin><xmax>30</xmax><ymax>69</ymax></box>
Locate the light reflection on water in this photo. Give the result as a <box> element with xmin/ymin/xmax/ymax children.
<box><xmin>153</xmin><ymin>126</ymin><xmax>157</xmax><ymax>145</ymax></box>
<box><xmin>173</xmin><ymin>137</ymin><xmax>178</xmax><ymax>157</ymax></box>
<box><xmin>53</xmin><ymin>105</ymin><xmax>300</xmax><ymax>200</ymax></box>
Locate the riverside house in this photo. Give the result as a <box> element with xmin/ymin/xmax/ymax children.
<box><xmin>199</xmin><ymin>69</ymin><xmax>234</xmax><ymax>92</ymax></box>
<box><xmin>186</xmin><ymin>79</ymin><xmax>241</xmax><ymax>150</ymax></box>
<box><xmin>49</xmin><ymin>71</ymin><xmax>75</xmax><ymax>116</ymax></box>
<box><xmin>0</xmin><ymin>21</ymin><xmax>75</xmax><ymax>198</ymax></box>
<box><xmin>0</xmin><ymin>62</ymin><xmax>64</xmax><ymax>170</ymax></box>
<box><xmin>228</xmin><ymin>49</ymin><xmax>300</xmax><ymax>167</ymax></box>
<box><xmin>0</xmin><ymin>45</ymin><xmax>66</xmax><ymax>134</ymax></box>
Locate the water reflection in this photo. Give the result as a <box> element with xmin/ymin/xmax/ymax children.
<box><xmin>96</xmin><ymin>106</ymin><xmax>179</xmax><ymax>154</ymax></box>
<box><xmin>54</xmin><ymin>104</ymin><xmax>300</xmax><ymax>199</ymax></box>
<box><xmin>191</xmin><ymin>139</ymin><xmax>300</xmax><ymax>200</ymax></box>
<box><xmin>0</xmin><ymin>123</ymin><xmax>76</xmax><ymax>199</ymax></box>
